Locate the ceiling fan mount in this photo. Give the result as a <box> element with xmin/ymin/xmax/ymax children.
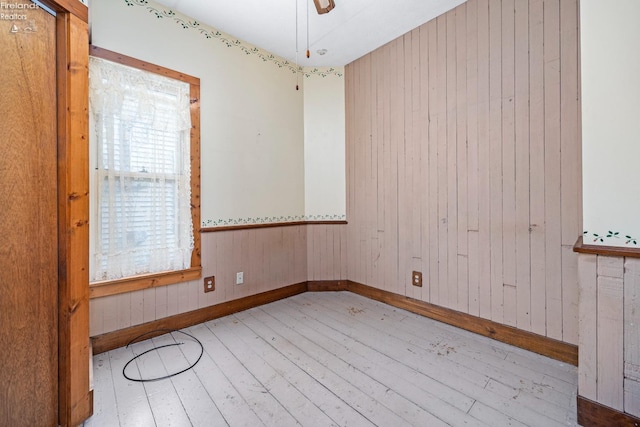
<box><xmin>313</xmin><ymin>0</ymin><xmax>335</xmax><ymax>15</ymax></box>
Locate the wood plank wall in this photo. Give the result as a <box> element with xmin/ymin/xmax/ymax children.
<box><xmin>344</xmin><ymin>0</ymin><xmax>581</xmax><ymax>344</ymax></box>
<box><xmin>578</xmin><ymin>254</ymin><xmax>640</xmax><ymax>418</ymax></box>
<box><xmin>625</xmin><ymin>259</ymin><xmax>640</xmax><ymax>417</ymax></box>
<box><xmin>307</xmin><ymin>224</ymin><xmax>348</xmax><ymax>281</ymax></box>
<box><xmin>90</xmin><ymin>227</ymin><xmax>307</xmax><ymax>336</ymax></box>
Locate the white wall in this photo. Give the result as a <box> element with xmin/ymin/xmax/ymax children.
<box><xmin>303</xmin><ymin>68</ymin><xmax>346</xmax><ymax>220</ymax></box>
<box><xmin>91</xmin><ymin>0</ymin><xmax>305</xmax><ymax>227</ymax></box>
<box><xmin>581</xmin><ymin>0</ymin><xmax>640</xmax><ymax>247</ymax></box>
<box><xmin>91</xmin><ymin>0</ymin><xmax>347</xmax><ymax>226</ymax></box>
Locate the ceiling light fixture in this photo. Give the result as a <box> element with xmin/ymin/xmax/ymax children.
<box><xmin>313</xmin><ymin>0</ymin><xmax>335</xmax><ymax>15</ymax></box>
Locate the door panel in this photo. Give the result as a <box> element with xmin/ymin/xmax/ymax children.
<box><xmin>0</xmin><ymin>5</ymin><xmax>58</xmax><ymax>426</ymax></box>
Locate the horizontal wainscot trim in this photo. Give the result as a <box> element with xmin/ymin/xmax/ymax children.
<box><xmin>201</xmin><ymin>220</ymin><xmax>347</xmax><ymax>233</ymax></box>
<box><xmin>338</xmin><ymin>281</ymin><xmax>578</xmax><ymax>366</ymax></box>
<box><xmin>577</xmin><ymin>395</ymin><xmax>640</xmax><ymax>427</ymax></box>
<box><xmin>574</xmin><ymin>236</ymin><xmax>640</xmax><ymax>259</ymax></box>
<box><xmin>90</xmin><ymin>267</ymin><xmax>202</xmax><ymax>299</ymax></box>
<box><xmin>91</xmin><ymin>282</ymin><xmax>307</xmax><ymax>354</ymax></box>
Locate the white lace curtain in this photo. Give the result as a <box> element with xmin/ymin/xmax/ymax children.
<box><xmin>89</xmin><ymin>56</ymin><xmax>193</xmax><ymax>282</ymax></box>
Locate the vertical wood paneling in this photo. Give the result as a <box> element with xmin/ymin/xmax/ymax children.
<box><xmin>362</xmin><ymin>53</ymin><xmax>373</xmax><ymax>289</ymax></box>
<box><xmin>352</xmin><ymin>60</ymin><xmax>362</xmax><ymax>284</ymax></box>
<box><xmin>130</xmin><ymin>290</ymin><xmax>144</xmax><ymax>326</ymax></box>
<box><xmin>625</xmin><ymin>379</ymin><xmax>640</xmax><ymax>418</ymax></box>
<box><xmin>333</xmin><ymin>226</ymin><xmax>341</xmax><ymax>279</ymax></box>
<box><xmin>307</xmin><ymin>224</ymin><xmax>316</xmax><ymax>281</ymax></box>
<box><xmin>446</xmin><ymin>10</ymin><xmax>458</xmax><ymax>310</ymax></box>
<box><xmin>101</xmin><ymin>295</ymin><xmax>118</xmax><ymax>334</ymax></box>
<box><xmin>217</xmin><ymin>232</ymin><xmax>230</xmax><ymax>301</ymax></box>
<box><xmin>400</xmin><ymin>34</ymin><xmax>412</xmax><ymax>298</ymax></box>
<box><xmin>624</xmin><ymin>258</ymin><xmax>640</xmax><ymax>417</ymax></box>
<box><xmin>249</xmin><ymin>229</ymin><xmax>259</xmax><ymax>296</ymax></box>
<box><xmin>514</xmin><ymin>0</ymin><xmax>531</xmax><ymax>332</ymax></box>
<box><xmin>92</xmin><ymin>227</ymin><xmax>310</xmax><ymax>336</ymax></box>
<box><xmin>143</xmin><ymin>288</ymin><xmax>156</xmax><ymax>324</ymax></box>
<box><xmin>155</xmin><ymin>285</ymin><xmax>167</xmax><ymax>320</ymax></box>
<box><xmin>528</xmin><ymin>0</ymin><xmax>546</xmax><ymax>337</ymax></box>
<box><xmin>89</xmin><ymin>299</ymin><xmax>102</xmax><ymax>337</ymax></box>
<box><xmin>411</xmin><ymin>28</ymin><xmax>423</xmax><ymax>302</ymax></box>
<box><xmin>476</xmin><ymin>0</ymin><xmax>492</xmax><ymax>320</ymax></box>
<box><xmin>177</xmin><ymin>282</ymin><xmax>191</xmax><ymax>313</ymax></box>
<box><xmin>116</xmin><ymin>292</ymin><xmax>131</xmax><ymax>329</ymax></box>
<box><xmin>455</xmin><ymin>5</ymin><xmax>468</xmax><ymax>313</ymax></box>
<box><xmin>561</xmin><ymin>247</ymin><xmax>579</xmax><ymax>344</ymax></box>
<box><xmin>167</xmin><ymin>281</ymin><xmax>179</xmax><ymax>316</ymax></box>
<box><xmin>344</xmin><ymin>0</ymin><xmax>580</xmax><ymax>345</ymax></box>
<box><xmin>579</xmin><ymin>255</ymin><xmax>640</xmax><ymax>414</ymax></box>
<box><xmin>188</xmin><ymin>279</ymin><xmax>199</xmax><ymax>310</ymax></box>
<box><xmin>347</xmin><ymin>62</ymin><xmax>356</xmax><ymax>284</ymax></box>
<box><xmin>501</xmin><ymin>0</ymin><xmax>517</xmax><ymax>327</ymax></box>
<box><xmin>488</xmin><ymin>0</ymin><xmax>504</xmax><ymax>324</ymax></box>
<box><xmin>436</xmin><ymin>15</ymin><xmax>449</xmax><ymax>308</ymax></box>
<box><xmin>543</xmin><ymin>0</ymin><xmax>563</xmax><ymax>341</ymax></box>
<box><xmin>390</xmin><ymin>39</ymin><xmax>401</xmax><ymax>296</ymax></box>
<box><xmin>307</xmin><ymin>224</ymin><xmax>347</xmax><ymax>281</ymax></box>
<box><xmin>559</xmin><ymin>0</ymin><xmax>580</xmax><ymax>345</ymax></box>
<box><xmin>427</xmin><ymin>19</ymin><xmax>439</xmax><ymax>305</ymax></box>
<box><xmin>467</xmin><ymin>0</ymin><xmax>479</xmax><ymax>306</ymax></box>
<box><xmin>232</xmin><ymin>230</ymin><xmax>243</xmax><ymax>297</ymax></box>
<box><xmin>596</xmin><ymin>273</ymin><xmax>624</xmax><ymax>411</ymax></box>
<box><xmin>445</xmin><ymin>10</ymin><xmax>458</xmax><ymax>311</ymax></box>
<box><xmin>369</xmin><ymin>51</ymin><xmax>380</xmax><ymax>289</ymax></box>
<box><xmin>372</xmin><ymin>49</ymin><xmax>384</xmax><ymax>290</ymax></box>
<box><xmin>577</xmin><ymin>254</ymin><xmax>597</xmax><ymax>401</ymax></box>
<box><xmin>419</xmin><ymin>25</ymin><xmax>431</xmax><ymax>303</ymax></box>
<box><xmin>382</xmin><ymin>43</ymin><xmax>393</xmax><ymax>293</ymax></box>
<box><xmin>363</xmin><ymin>55</ymin><xmax>372</xmax><ymax>287</ymax></box>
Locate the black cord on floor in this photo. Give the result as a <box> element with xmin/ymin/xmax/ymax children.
<box><xmin>122</xmin><ymin>329</ymin><xmax>204</xmax><ymax>382</ymax></box>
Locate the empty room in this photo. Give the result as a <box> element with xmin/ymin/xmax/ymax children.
<box><xmin>1</xmin><ymin>0</ymin><xmax>639</xmax><ymax>426</ymax></box>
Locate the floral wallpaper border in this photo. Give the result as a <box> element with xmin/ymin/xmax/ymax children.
<box><xmin>203</xmin><ymin>214</ymin><xmax>346</xmax><ymax>227</ymax></box>
<box><xmin>583</xmin><ymin>230</ymin><xmax>638</xmax><ymax>246</ymax></box>
<box><xmin>123</xmin><ymin>0</ymin><xmax>343</xmax><ymax>79</ymax></box>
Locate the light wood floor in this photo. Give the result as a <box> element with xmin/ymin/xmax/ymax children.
<box><xmin>84</xmin><ymin>292</ymin><xmax>578</xmax><ymax>426</ymax></box>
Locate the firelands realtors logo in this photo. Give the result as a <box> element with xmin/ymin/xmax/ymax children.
<box><xmin>2</xmin><ymin>2</ymin><xmax>39</xmax><ymax>33</ymax></box>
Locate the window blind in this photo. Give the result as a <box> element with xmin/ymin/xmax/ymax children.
<box><xmin>89</xmin><ymin>56</ymin><xmax>193</xmax><ymax>282</ymax></box>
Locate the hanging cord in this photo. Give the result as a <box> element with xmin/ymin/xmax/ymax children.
<box><xmin>295</xmin><ymin>0</ymin><xmax>299</xmax><ymax>90</ymax></box>
<box><xmin>122</xmin><ymin>329</ymin><xmax>204</xmax><ymax>382</ymax></box>
<box><xmin>306</xmin><ymin>0</ymin><xmax>310</xmax><ymax>58</ymax></box>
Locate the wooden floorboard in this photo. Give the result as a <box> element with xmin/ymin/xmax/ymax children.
<box><xmin>84</xmin><ymin>292</ymin><xmax>578</xmax><ymax>426</ymax></box>
<box><xmin>313</xmin><ymin>292</ymin><xmax>577</xmax><ymax>403</ymax></box>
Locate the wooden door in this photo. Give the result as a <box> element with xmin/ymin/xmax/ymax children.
<box><xmin>0</xmin><ymin>5</ymin><xmax>59</xmax><ymax>426</ymax></box>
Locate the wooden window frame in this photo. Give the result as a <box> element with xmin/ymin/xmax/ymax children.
<box><xmin>88</xmin><ymin>45</ymin><xmax>201</xmax><ymax>299</ymax></box>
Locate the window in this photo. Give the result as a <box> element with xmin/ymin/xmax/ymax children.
<box><xmin>89</xmin><ymin>46</ymin><xmax>201</xmax><ymax>296</ymax></box>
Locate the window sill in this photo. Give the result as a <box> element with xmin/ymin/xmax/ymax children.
<box><xmin>89</xmin><ymin>266</ymin><xmax>202</xmax><ymax>299</ymax></box>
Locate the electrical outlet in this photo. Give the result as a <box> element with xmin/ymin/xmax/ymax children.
<box><xmin>204</xmin><ymin>276</ymin><xmax>215</xmax><ymax>293</ymax></box>
<box><xmin>236</xmin><ymin>272</ymin><xmax>244</xmax><ymax>285</ymax></box>
<box><xmin>412</xmin><ymin>271</ymin><xmax>422</xmax><ymax>287</ymax></box>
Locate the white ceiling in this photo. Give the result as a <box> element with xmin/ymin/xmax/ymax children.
<box><xmin>153</xmin><ymin>0</ymin><xmax>466</xmax><ymax>67</ymax></box>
